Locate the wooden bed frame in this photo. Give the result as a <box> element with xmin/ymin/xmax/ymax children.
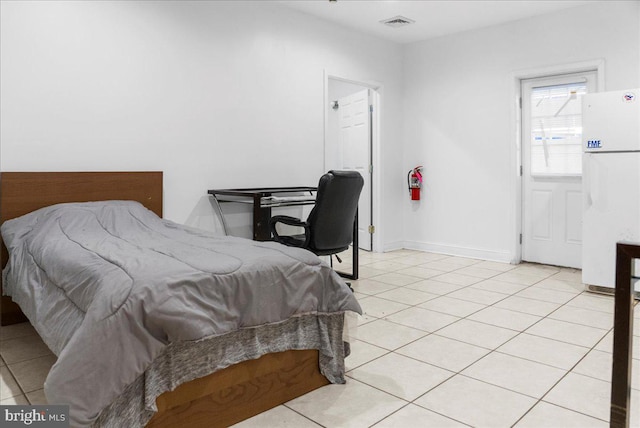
<box><xmin>0</xmin><ymin>171</ymin><xmax>329</xmax><ymax>427</ymax></box>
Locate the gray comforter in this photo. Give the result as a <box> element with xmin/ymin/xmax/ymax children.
<box><xmin>1</xmin><ymin>201</ymin><xmax>361</xmax><ymax>427</ymax></box>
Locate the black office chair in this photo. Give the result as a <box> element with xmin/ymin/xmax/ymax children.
<box><xmin>269</xmin><ymin>170</ymin><xmax>364</xmax><ymax>269</ymax></box>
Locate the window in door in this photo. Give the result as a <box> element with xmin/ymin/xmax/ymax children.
<box><xmin>529</xmin><ymin>81</ymin><xmax>588</xmax><ymax>176</ymax></box>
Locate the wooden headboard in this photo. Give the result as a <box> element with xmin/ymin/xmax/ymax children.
<box><xmin>0</xmin><ymin>171</ymin><xmax>163</xmax><ymax>325</ymax></box>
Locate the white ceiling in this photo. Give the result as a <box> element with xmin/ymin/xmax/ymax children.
<box><xmin>278</xmin><ymin>0</ymin><xmax>598</xmax><ymax>44</ymax></box>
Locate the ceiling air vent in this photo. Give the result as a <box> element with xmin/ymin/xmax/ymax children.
<box><xmin>380</xmin><ymin>16</ymin><xmax>415</xmax><ymax>28</ymax></box>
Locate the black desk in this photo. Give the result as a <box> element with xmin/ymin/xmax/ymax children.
<box><xmin>610</xmin><ymin>242</ymin><xmax>639</xmax><ymax>428</ymax></box>
<box><xmin>208</xmin><ymin>187</ymin><xmax>358</xmax><ymax>280</ymax></box>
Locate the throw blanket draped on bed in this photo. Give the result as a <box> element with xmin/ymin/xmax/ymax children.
<box><xmin>1</xmin><ymin>201</ymin><xmax>361</xmax><ymax>427</ymax></box>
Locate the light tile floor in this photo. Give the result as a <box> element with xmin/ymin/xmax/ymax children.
<box><xmin>1</xmin><ymin>249</ymin><xmax>639</xmax><ymax>427</ymax></box>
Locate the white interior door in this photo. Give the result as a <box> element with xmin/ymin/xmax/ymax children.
<box><xmin>521</xmin><ymin>72</ymin><xmax>596</xmax><ymax>268</ymax></box>
<box><xmin>337</xmin><ymin>88</ymin><xmax>372</xmax><ymax>250</ymax></box>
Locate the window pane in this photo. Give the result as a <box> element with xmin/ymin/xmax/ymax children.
<box><xmin>530</xmin><ymin>82</ymin><xmax>586</xmax><ymax>175</ymax></box>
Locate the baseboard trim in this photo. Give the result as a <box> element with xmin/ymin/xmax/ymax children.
<box><xmin>382</xmin><ymin>241</ymin><xmax>405</xmax><ymax>253</ymax></box>
<box><xmin>400</xmin><ymin>240</ymin><xmax>513</xmax><ymax>264</ymax></box>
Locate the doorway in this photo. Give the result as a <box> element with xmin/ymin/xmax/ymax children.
<box><xmin>325</xmin><ymin>75</ymin><xmax>380</xmax><ymax>252</ymax></box>
<box><xmin>520</xmin><ymin>71</ymin><xmax>597</xmax><ymax>268</ymax></box>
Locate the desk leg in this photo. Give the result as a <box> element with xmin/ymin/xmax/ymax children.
<box><xmin>610</xmin><ymin>243</ymin><xmax>636</xmax><ymax>428</ymax></box>
<box><xmin>338</xmin><ymin>209</ymin><xmax>358</xmax><ymax>281</ymax></box>
<box><xmin>210</xmin><ymin>195</ymin><xmax>229</xmax><ymax>236</ymax></box>
<box><xmin>253</xmin><ymin>195</ymin><xmax>272</xmax><ymax>241</ymax></box>
<box><xmin>352</xmin><ymin>210</ymin><xmax>358</xmax><ymax>280</ymax></box>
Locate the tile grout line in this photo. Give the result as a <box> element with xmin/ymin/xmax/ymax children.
<box><xmin>354</xmin><ymin>261</ymin><xmax>562</xmax><ymax>359</ymax></box>
<box><xmin>348</xmin><ymin>255</ymin><xmax>628</xmax><ymax>426</ymax></box>
<box><xmin>350</xmin><ymin>256</ymin><xmax>623</xmax><ymax>426</ymax></box>
<box><xmin>281</xmin><ymin>403</ymin><xmax>326</xmax><ymax>428</ymax></box>
<box><xmin>346</xmin><ymin>264</ymin><xmax>550</xmax><ymax>425</ymax></box>
<box><xmin>2</xmin><ymin>363</ymin><xmax>27</xmax><ymax>403</ymax></box>
<box><xmin>509</xmin><ymin>323</ymin><xmax>616</xmax><ymax>427</ymax></box>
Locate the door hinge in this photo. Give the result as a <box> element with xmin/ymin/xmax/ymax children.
<box><xmin>369</xmin><ymin>165</ymin><xmax>373</xmax><ymax>173</ymax></box>
<box><xmin>520</xmin><ymin>165</ymin><xmax>523</xmax><ymax>176</ymax></box>
<box><xmin>519</xmin><ymin>97</ymin><xmax>522</xmax><ymax>109</ymax></box>
<box><xmin>368</xmin><ymin>225</ymin><xmax>375</xmax><ymax>234</ymax></box>
<box><xmin>370</xmin><ymin>105</ymin><xmax>373</xmax><ymax>113</ymax></box>
<box><xmin>519</xmin><ymin>233</ymin><xmax>523</xmax><ymax>244</ymax></box>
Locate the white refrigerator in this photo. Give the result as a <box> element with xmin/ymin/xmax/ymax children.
<box><xmin>582</xmin><ymin>88</ymin><xmax>640</xmax><ymax>295</ymax></box>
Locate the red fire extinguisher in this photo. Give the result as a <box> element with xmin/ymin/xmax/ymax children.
<box><xmin>407</xmin><ymin>166</ymin><xmax>423</xmax><ymax>201</ymax></box>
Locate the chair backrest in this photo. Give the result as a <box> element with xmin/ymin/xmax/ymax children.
<box><xmin>306</xmin><ymin>170</ymin><xmax>364</xmax><ymax>253</ymax></box>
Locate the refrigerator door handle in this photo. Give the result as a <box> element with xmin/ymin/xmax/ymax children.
<box><xmin>584</xmin><ymin>154</ymin><xmax>593</xmax><ymax>208</ymax></box>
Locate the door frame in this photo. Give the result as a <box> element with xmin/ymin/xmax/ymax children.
<box><xmin>323</xmin><ymin>70</ymin><xmax>382</xmax><ymax>252</ymax></box>
<box><xmin>509</xmin><ymin>60</ymin><xmax>604</xmax><ymax>264</ymax></box>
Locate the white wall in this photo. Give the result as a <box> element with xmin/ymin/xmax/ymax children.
<box><xmin>0</xmin><ymin>1</ymin><xmax>404</xmax><ymax>247</ymax></box>
<box><xmin>5</xmin><ymin>1</ymin><xmax>638</xmax><ymax>257</ymax></box>
<box><xmin>402</xmin><ymin>1</ymin><xmax>640</xmax><ymax>261</ymax></box>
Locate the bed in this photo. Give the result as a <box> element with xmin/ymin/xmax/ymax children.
<box><xmin>0</xmin><ymin>171</ymin><xmax>361</xmax><ymax>428</ymax></box>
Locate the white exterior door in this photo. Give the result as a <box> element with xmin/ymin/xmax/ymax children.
<box><xmin>337</xmin><ymin>88</ymin><xmax>371</xmax><ymax>250</ymax></box>
<box><xmin>521</xmin><ymin>72</ymin><xmax>596</xmax><ymax>268</ymax></box>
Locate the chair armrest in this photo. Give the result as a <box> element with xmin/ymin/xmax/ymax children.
<box><xmin>269</xmin><ymin>215</ymin><xmax>307</xmax><ymax>228</ymax></box>
<box><xmin>269</xmin><ymin>215</ymin><xmax>310</xmax><ymax>248</ymax></box>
